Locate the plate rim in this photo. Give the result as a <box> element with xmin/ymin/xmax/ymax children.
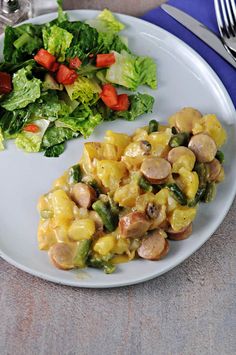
<box><xmin>0</xmin><ymin>9</ymin><xmax>235</xmax><ymax>288</ymax></box>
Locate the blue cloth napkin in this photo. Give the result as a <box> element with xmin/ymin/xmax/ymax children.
<box><xmin>142</xmin><ymin>0</ymin><xmax>236</xmax><ymax>107</ymax></box>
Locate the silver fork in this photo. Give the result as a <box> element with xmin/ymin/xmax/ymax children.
<box><xmin>214</xmin><ymin>0</ymin><xmax>236</xmax><ymax>54</ymax></box>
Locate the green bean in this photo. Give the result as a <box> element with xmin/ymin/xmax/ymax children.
<box><xmin>148</xmin><ymin>119</ymin><xmax>159</xmax><ymax>134</ymax></box>
<box><xmin>194</xmin><ymin>162</ymin><xmax>209</xmax><ymax>186</ymax></box>
<box><xmin>166</xmin><ymin>183</ymin><xmax>187</xmax><ymax>205</ymax></box>
<box><xmin>188</xmin><ymin>187</ymin><xmax>206</xmax><ymax>207</ymax></box>
<box><xmin>139</xmin><ymin>176</ymin><xmax>153</xmax><ymax>192</ymax></box>
<box><xmin>169</xmin><ymin>132</ymin><xmax>190</xmax><ymax>148</ymax></box>
<box><xmin>87</xmin><ymin>179</ymin><xmax>103</xmax><ymax>197</ymax></box>
<box><xmin>73</xmin><ymin>240</ymin><xmax>91</xmax><ymax>268</ymax></box>
<box><xmin>92</xmin><ymin>200</ymin><xmax>118</xmax><ymax>232</ymax></box>
<box><xmin>202</xmin><ymin>182</ymin><xmax>216</xmax><ymax>203</ymax></box>
<box><xmin>215</xmin><ymin>150</ymin><xmax>224</xmax><ymax>164</ymax></box>
<box><xmin>88</xmin><ymin>257</ymin><xmax>116</xmax><ymax>274</ymax></box>
<box><xmin>108</xmin><ymin>195</ymin><xmax>120</xmax><ymax>215</ymax></box>
<box><xmin>68</xmin><ymin>164</ymin><xmax>82</xmax><ymax>184</ymax></box>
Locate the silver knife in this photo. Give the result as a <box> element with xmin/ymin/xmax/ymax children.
<box><xmin>161</xmin><ymin>3</ymin><xmax>236</xmax><ymax>69</ymax></box>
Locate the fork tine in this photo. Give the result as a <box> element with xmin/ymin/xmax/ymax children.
<box><xmin>225</xmin><ymin>0</ymin><xmax>236</xmax><ymax>35</ymax></box>
<box><xmin>220</xmin><ymin>0</ymin><xmax>231</xmax><ymax>37</ymax></box>
<box><xmin>214</xmin><ymin>0</ymin><xmax>227</xmax><ymax>37</ymax></box>
<box><xmin>229</xmin><ymin>0</ymin><xmax>236</xmax><ymax>26</ymax></box>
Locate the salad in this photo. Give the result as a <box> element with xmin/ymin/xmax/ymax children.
<box><xmin>37</xmin><ymin>107</ymin><xmax>226</xmax><ymax>273</ymax></box>
<box><xmin>0</xmin><ymin>1</ymin><xmax>157</xmax><ymax>157</ymax></box>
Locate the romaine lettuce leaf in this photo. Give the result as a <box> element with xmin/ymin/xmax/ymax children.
<box><xmin>57</xmin><ymin>0</ymin><xmax>68</xmax><ymax>23</ymax></box>
<box><xmin>1</xmin><ymin>66</ymin><xmax>41</xmax><ymax>111</ymax></box>
<box><xmin>0</xmin><ymin>128</ymin><xmax>5</xmax><ymax>151</ymax></box>
<box><xmin>106</xmin><ymin>51</ymin><xmax>157</xmax><ymax>90</ymax></box>
<box><xmin>86</xmin><ymin>9</ymin><xmax>125</xmax><ymax>33</ymax></box>
<box><xmin>97</xmin><ymin>32</ymin><xmax>130</xmax><ymax>54</ymax></box>
<box><xmin>15</xmin><ymin>119</ymin><xmax>49</xmax><ymax>152</ymax></box>
<box><xmin>0</xmin><ymin>107</ymin><xmax>31</xmax><ymax>135</ymax></box>
<box><xmin>65</xmin><ymin>77</ymin><xmax>101</xmax><ymax>103</ymax></box>
<box><xmin>41</xmin><ymin>126</ymin><xmax>79</xmax><ymax>149</ymax></box>
<box><xmin>44</xmin><ymin>142</ymin><xmax>65</xmax><ymax>157</ymax></box>
<box><xmin>43</xmin><ymin>25</ymin><xmax>73</xmax><ymax>62</ymax></box>
<box><xmin>3</xmin><ymin>24</ymin><xmax>43</xmax><ymax>64</ymax></box>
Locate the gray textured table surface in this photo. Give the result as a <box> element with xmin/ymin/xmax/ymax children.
<box><xmin>1</xmin><ymin>1</ymin><xmax>236</xmax><ymax>355</ymax></box>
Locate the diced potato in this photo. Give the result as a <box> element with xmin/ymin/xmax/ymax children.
<box><xmin>55</xmin><ymin>224</ymin><xmax>70</xmax><ymax>243</ymax></box>
<box><xmin>177</xmin><ymin>167</ymin><xmax>199</xmax><ymax>199</ymax></box>
<box><xmin>93</xmin><ymin>234</ymin><xmax>116</xmax><ymax>256</ymax></box>
<box><xmin>50</xmin><ymin>189</ymin><xmax>74</xmax><ymax>225</ymax></box>
<box><xmin>172</xmin><ymin>154</ymin><xmax>196</xmax><ymax>173</ymax></box>
<box><xmin>114</xmin><ymin>182</ymin><xmax>140</xmax><ymax>207</ymax></box>
<box><xmin>104</xmin><ymin>130</ymin><xmax>131</xmax><ymax>158</ymax></box>
<box><xmin>38</xmin><ymin>219</ymin><xmax>57</xmax><ymax>250</ymax></box>
<box><xmin>155</xmin><ymin>188</ymin><xmax>170</xmax><ymax>205</ymax></box>
<box><xmin>132</xmin><ymin>127</ymin><xmax>148</xmax><ymax>142</ymax></box>
<box><xmin>215</xmin><ymin>167</ymin><xmax>225</xmax><ymax>183</ymax></box>
<box><xmin>52</xmin><ymin>172</ymin><xmax>69</xmax><ymax>191</ymax></box>
<box><xmin>37</xmin><ymin>195</ymin><xmax>49</xmax><ymax>212</ymax></box>
<box><xmin>147</xmin><ymin>129</ymin><xmax>172</xmax><ymax>157</ymax></box>
<box><xmin>111</xmin><ymin>255</ymin><xmax>130</xmax><ymax>264</ymax></box>
<box><xmin>96</xmin><ymin>160</ymin><xmax>127</xmax><ymax>191</ymax></box>
<box><xmin>68</xmin><ymin>219</ymin><xmax>95</xmax><ymax>241</ymax></box>
<box><xmin>121</xmin><ymin>155</ymin><xmax>145</xmax><ymax>171</ymax></box>
<box><xmin>135</xmin><ymin>192</ymin><xmax>155</xmax><ymax>211</ymax></box>
<box><xmin>169</xmin><ymin>206</ymin><xmax>197</xmax><ymax>231</ymax></box>
<box><xmin>112</xmin><ymin>238</ymin><xmax>130</xmax><ymax>254</ymax></box>
<box><xmin>192</xmin><ymin>114</ymin><xmax>227</xmax><ymax>147</ymax></box>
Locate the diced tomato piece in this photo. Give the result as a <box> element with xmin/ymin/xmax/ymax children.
<box><xmin>100</xmin><ymin>84</ymin><xmax>118</xmax><ymax>108</ymax></box>
<box><xmin>56</xmin><ymin>64</ymin><xmax>78</xmax><ymax>85</ymax></box>
<box><xmin>50</xmin><ymin>62</ymin><xmax>60</xmax><ymax>72</ymax></box>
<box><xmin>34</xmin><ymin>49</ymin><xmax>56</xmax><ymax>71</ymax></box>
<box><xmin>69</xmin><ymin>57</ymin><xmax>82</xmax><ymax>69</ymax></box>
<box><xmin>23</xmin><ymin>124</ymin><xmax>40</xmax><ymax>133</ymax></box>
<box><xmin>96</xmin><ymin>53</ymin><xmax>116</xmax><ymax>68</ymax></box>
<box><xmin>0</xmin><ymin>71</ymin><xmax>12</xmax><ymax>94</ymax></box>
<box><xmin>111</xmin><ymin>94</ymin><xmax>130</xmax><ymax>111</ymax></box>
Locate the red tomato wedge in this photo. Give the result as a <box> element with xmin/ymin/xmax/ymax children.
<box><xmin>111</xmin><ymin>94</ymin><xmax>130</xmax><ymax>111</ymax></box>
<box><xmin>96</xmin><ymin>53</ymin><xmax>116</xmax><ymax>68</ymax></box>
<box><xmin>56</xmin><ymin>64</ymin><xmax>78</xmax><ymax>85</ymax></box>
<box><xmin>69</xmin><ymin>57</ymin><xmax>82</xmax><ymax>69</ymax></box>
<box><xmin>100</xmin><ymin>84</ymin><xmax>118</xmax><ymax>107</ymax></box>
<box><xmin>23</xmin><ymin>124</ymin><xmax>40</xmax><ymax>133</ymax></box>
<box><xmin>34</xmin><ymin>49</ymin><xmax>57</xmax><ymax>71</ymax></box>
<box><xmin>0</xmin><ymin>71</ymin><xmax>12</xmax><ymax>94</ymax></box>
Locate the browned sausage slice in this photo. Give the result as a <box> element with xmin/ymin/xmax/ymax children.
<box><xmin>188</xmin><ymin>133</ymin><xmax>217</xmax><ymax>163</ymax></box>
<box><xmin>119</xmin><ymin>211</ymin><xmax>151</xmax><ymax>238</ymax></box>
<box><xmin>49</xmin><ymin>243</ymin><xmax>75</xmax><ymax>270</ymax></box>
<box><xmin>140</xmin><ymin>157</ymin><xmax>171</xmax><ymax>184</ymax></box>
<box><xmin>168</xmin><ymin>146</ymin><xmax>196</xmax><ymax>165</ymax></box>
<box><xmin>206</xmin><ymin>158</ymin><xmax>222</xmax><ymax>181</ymax></box>
<box><xmin>71</xmin><ymin>182</ymin><xmax>96</xmax><ymax>208</ymax></box>
<box><xmin>137</xmin><ymin>229</ymin><xmax>169</xmax><ymax>260</ymax></box>
<box><xmin>169</xmin><ymin>107</ymin><xmax>202</xmax><ymax>132</ymax></box>
<box><xmin>167</xmin><ymin>223</ymin><xmax>192</xmax><ymax>241</ymax></box>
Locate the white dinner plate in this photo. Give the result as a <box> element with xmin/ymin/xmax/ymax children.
<box><xmin>0</xmin><ymin>10</ymin><xmax>235</xmax><ymax>288</ymax></box>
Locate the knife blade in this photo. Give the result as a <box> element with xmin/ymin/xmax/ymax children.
<box><xmin>161</xmin><ymin>3</ymin><xmax>236</xmax><ymax>69</ymax></box>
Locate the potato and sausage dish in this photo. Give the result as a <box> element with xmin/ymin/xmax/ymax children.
<box><xmin>37</xmin><ymin>107</ymin><xmax>227</xmax><ymax>274</ymax></box>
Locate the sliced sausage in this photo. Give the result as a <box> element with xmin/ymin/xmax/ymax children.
<box><xmin>71</xmin><ymin>182</ymin><xmax>96</xmax><ymax>208</ymax></box>
<box><xmin>138</xmin><ymin>229</ymin><xmax>169</xmax><ymax>260</ymax></box>
<box><xmin>167</xmin><ymin>223</ymin><xmax>192</xmax><ymax>241</ymax></box>
<box><xmin>188</xmin><ymin>133</ymin><xmax>217</xmax><ymax>163</ymax></box>
<box><xmin>49</xmin><ymin>243</ymin><xmax>75</xmax><ymax>270</ymax></box>
<box><xmin>119</xmin><ymin>211</ymin><xmax>151</xmax><ymax>238</ymax></box>
<box><xmin>168</xmin><ymin>146</ymin><xmax>196</xmax><ymax>165</ymax></box>
<box><xmin>141</xmin><ymin>157</ymin><xmax>171</xmax><ymax>184</ymax></box>
<box><xmin>169</xmin><ymin>107</ymin><xmax>202</xmax><ymax>132</ymax></box>
<box><xmin>206</xmin><ymin>158</ymin><xmax>222</xmax><ymax>181</ymax></box>
<box><xmin>149</xmin><ymin>205</ymin><xmax>167</xmax><ymax>230</ymax></box>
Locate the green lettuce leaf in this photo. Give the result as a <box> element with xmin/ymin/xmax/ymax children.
<box><xmin>56</xmin><ymin>105</ymin><xmax>103</xmax><ymax>138</ymax></box>
<box><xmin>44</xmin><ymin>142</ymin><xmax>65</xmax><ymax>157</ymax></box>
<box><xmin>1</xmin><ymin>66</ymin><xmax>41</xmax><ymax>111</ymax></box>
<box><xmin>43</xmin><ymin>25</ymin><xmax>73</xmax><ymax>62</ymax></box>
<box><xmin>57</xmin><ymin>0</ymin><xmax>68</xmax><ymax>23</ymax></box>
<box><xmin>3</xmin><ymin>24</ymin><xmax>43</xmax><ymax>64</ymax></box>
<box><xmin>0</xmin><ymin>107</ymin><xmax>31</xmax><ymax>135</ymax></box>
<box><xmin>106</xmin><ymin>51</ymin><xmax>157</xmax><ymax>90</ymax></box>
<box><xmin>42</xmin><ymin>126</ymin><xmax>79</xmax><ymax>149</ymax></box>
<box><xmin>65</xmin><ymin>77</ymin><xmax>101</xmax><ymax>103</ymax></box>
<box><xmin>15</xmin><ymin>119</ymin><xmax>49</xmax><ymax>152</ymax></box>
<box><xmin>113</xmin><ymin>93</ymin><xmax>155</xmax><ymax>121</ymax></box>
<box><xmin>0</xmin><ymin>128</ymin><xmax>5</xmax><ymax>151</ymax></box>
<box><xmin>86</xmin><ymin>9</ymin><xmax>125</xmax><ymax>33</ymax></box>
<box><xmin>97</xmin><ymin>32</ymin><xmax>130</xmax><ymax>54</ymax></box>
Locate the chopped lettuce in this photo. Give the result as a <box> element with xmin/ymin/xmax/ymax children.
<box><xmin>65</xmin><ymin>77</ymin><xmax>101</xmax><ymax>103</ymax></box>
<box><xmin>0</xmin><ymin>128</ymin><xmax>5</xmax><ymax>151</ymax></box>
<box><xmin>44</xmin><ymin>142</ymin><xmax>65</xmax><ymax>157</ymax></box>
<box><xmin>43</xmin><ymin>25</ymin><xmax>73</xmax><ymax>62</ymax></box>
<box><xmin>0</xmin><ymin>107</ymin><xmax>31</xmax><ymax>135</ymax></box>
<box><xmin>106</xmin><ymin>51</ymin><xmax>157</xmax><ymax>90</ymax></box>
<box><xmin>1</xmin><ymin>66</ymin><xmax>41</xmax><ymax>111</ymax></box>
<box><xmin>86</xmin><ymin>9</ymin><xmax>125</xmax><ymax>33</ymax></box>
<box><xmin>57</xmin><ymin>0</ymin><xmax>68</xmax><ymax>23</ymax></box>
<box><xmin>97</xmin><ymin>32</ymin><xmax>130</xmax><ymax>54</ymax></box>
<box><xmin>42</xmin><ymin>126</ymin><xmax>79</xmax><ymax>150</ymax></box>
<box><xmin>15</xmin><ymin>119</ymin><xmax>49</xmax><ymax>152</ymax></box>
